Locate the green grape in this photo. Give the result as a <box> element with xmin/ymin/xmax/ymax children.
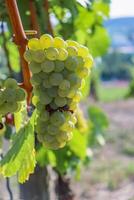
<box><xmin>50</xmin><ymin>101</ymin><xmax>58</xmax><ymax>109</ymax></box>
<box><xmin>32</xmin><ymin>50</ymin><xmax>45</xmax><ymax>63</ymax></box>
<box><xmin>47</xmin><ymin>124</ymin><xmax>59</xmax><ymax>135</ymax></box>
<box><xmin>50</xmin><ymin>111</ymin><xmax>66</xmax><ymax>126</ymax></box>
<box><xmin>24</xmin><ymin>49</ymin><xmax>34</xmax><ymax>62</ymax></box>
<box><xmin>67</xmin><ymin>46</ymin><xmax>78</xmax><ymax>56</ymax></box>
<box><xmin>62</xmin><ymin>69</ymin><xmax>71</xmax><ymax>78</ymax></box>
<box><xmin>44</xmin><ymin>134</ymin><xmax>55</xmax><ymax>143</ymax></box>
<box><xmin>78</xmin><ymin>45</ymin><xmax>89</xmax><ymax>58</ymax></box>
<box><xmin>67</xmin><ymin>89</ymin><xmax>76</xmax><ymax>98</ymax></box>
<box><xmin>84</xmin><ymin>55</ymin><xmax>93</xmax><ymax>68</ymax></box>
<box><xmin>29</xmin><ymin>61</ymin><xmax>42</xmax><ymax>74</ymax></box>
<box><xmin>41</xmin><ymin>60</ymin><xmax>55</xmax><ymax>73</ymax></box>
<box><xmin>8</xmin><ymin>102</ymin><xmax>19</xmax><ymax>113</ymax></box>
<box><xmin>80</xmin><ymin>79</ymin><xmax>85</xmax><ymax>89</ymax></box>
<box><xmin>43</xmin><ymin>140</ymin><xmax>66</xmax><ymax>150</ymax></box>
<box><xmin>15</xmin><ymin>88</ymin><xmax>26</xmax><ymax>101</ymax></box>
<box><xmin>55</xmin><ymin>60</ymin><xmax>64</xmax><ymax>72</ymax></box>
<box><xmin>71</xmin><ymin>115</ymin><xmax>77</xmax><ymax>125</ymax></box>
<box><xmin>54</xmin><ymin>96</ymin><xmax>67</xmax><ymax>107</ymax></box>
<box><xmin>76</xmin><ymin>56</ymin><xmax>84</xmax><ymax>69</ymax></box>
<box><xmin>15</xmin><ymin>103</ymin><xmax>22</xmax><ymax>113</ymax></box>
<box><xmin>39</xmin><ymin>91</ymin><xmax>52</xmax><ymax>105</ymax></box>
<box><xmin>43</xmin><ymin>75</ymin><xmax>52</xmax><ymax>88</ymax></box>
<box><xmin>53</xmin><ymin>37</ymin><xmax>66</xmax><ymax>48</ymax></box>
<box><xmin>65</xmin><ymin>56</ymin><xmax>78</xmax><ymax>71</ymax></box>
<box><xmin>47</xmin><ymin>87</ymin><xmax>58</xmax><ymax>97</ymax></box>
<box><xmin>40</xmin><ymin>34</ymin><xmax>54</xmax><ymax>49</ymax></box>
<box><xmin>39</xmin><ymin>110</ymin><xmax>49</xmax><ymax>122</ymax></box>
<box><xmin>32</xmin><ymin>96</ymin><xmax>39</xmax><ymax>106</ymax></box>
<box><xmin>36</xmin><ymin>120</ymin><xmax>48</xmax><ymax>134</ymax></box>
<box><xmin>61</xmin><ymin>121</ymin><xmax>74</xmax><ymax>132</ymax></box>
<box><xmin>77</xmin><ymin>67</ymin><xmax>90</xmax><ymax>78</ymax></box>
<box><xmin>73</xmin><ymin>91</ymin><xmax>82</xmax><ymax>102</ymax></box>
<box><xmin>58</xmin><ymin>48</ymin><xmax>68</xmax><ymax>61</ymax></box>
<box><xmin>30</xmin><ymin>74</ymin><xmax>42</xmax><ymax>85</ymax></box>
<box><xmin>28</xmin><ymin>38</ymin><xmax>41</xmax><ymax>50</ymax></box>
<box><xmin>46</xmin><ymin>47</ymin><xmax>59</xmax><ymax>60</ymax></box>
<box><xmin>68</xmin><ymin>73</ymin><xmax>81</xmax><ymax>89</ymax></box>
<box><xmin>68</xmin><ymin>101</ymin><xmax>77</xmax><ymax>111</ymax></box>
<box><xmin>2</xmin><ymin>88</ymin><xmax>16</xmax><ymax>103</ymax></box>
<box><xmin>49</xmin><ymin>73</ymin><xmax>63</xmax><ymax>86</ymax></box>
<box><xmin>59</xmin><ymin>80</ymin><xmax>70</xmax><ymax>90</ymax></box>
<box><xmin>4</xmin><ymin>78</ymin><xmax>18</xmax><ymax>89</ymax></box>
<box><xmin>36</xmin><ymin>102</ymin><xmax>44</xmax><ymax>110</ymax></box>
<box><xmin>58</xmin><ymin>89</ymin><xmax>69</xmax><ymax>97</ymax></box>
<box><xmin>66</xmin><ymin>40</ymin><xmax>79</xmax><ymax>48</ymax></box>
<box><xmin>56</xmin><ymin>131</ymin><xmax>70</xmax><ymax>143</ymax></box>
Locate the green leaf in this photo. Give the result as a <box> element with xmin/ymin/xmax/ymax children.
<box><xmin>0</xmin><ymin>111</ymin><xmax>36</xmax><ymax>183</ymax></box>
<box><xmin>68</xmin><ymin>129</ymin><xmax>87</xmax><ymax>159</ymax></box>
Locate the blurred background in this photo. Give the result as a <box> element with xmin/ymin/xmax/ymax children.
<box><xmin>0</xmin><ymin>0</ymin><xmax>134</xmax><ymax>200</ymax></box>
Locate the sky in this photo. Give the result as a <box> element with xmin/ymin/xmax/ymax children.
<box><xmin>110</xmin><ymin>0</ymin><xmax>134</xmax><ymax>18</ymax></box>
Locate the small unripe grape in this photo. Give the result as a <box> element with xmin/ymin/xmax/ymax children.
<box><xmin>65</xmin><ymin>56</ymin><xmax>78</xmax><ymax>71</ymax></box>
<box><xmin>29</xmin><ymin>62</ymin><xmax>42</xmax><ymax>74</ymax></box>
<box><xmin>15</xmin><ymin>88</ymin><xmax>26</xmax><ymax>101</ymax></box>
<box><xmin>54</xmin><ymin>96</ymin><xmax>67</xmax><ymax>107</ymax></box>
<box><xmin>73</xmin><ymin>91</ymin><xmax>82</xmax><ymax>102</ymax></box>
<box><xmin>41</xmin><ymin>60</ymin><xmax>55</xmax><ymax>73</ymax></box>
<box><xmin>67</xmin><ymin>46</ymin><xmax>78</xmax><ymax>56</ymax></box>
<box><xmin>24</xmin><ymin>49</ymin><xmax>33</xmax><ymax>62</ymax></box>
<box><xmin>32</xmin><ymin>50</ymin><xmax>46</xmax><ymax>63</ymax></box>
<box><xmin>4</xmin><ymin>78</ymin><xmax>18</xmax><ymax>89</ymax></box>
<box><xmin>66</xmin><ymin>40</ymin><xmax>79</xmax><ymax>48</ymax></box>
<box><xmin>78</xmin><ymin>45</ymin><xmax>89</xmax><ymax>58</ymax></box>
<box><xmin>58</xmin><ymin>48</ymin><xmax>68</xmax><ymax>61</ymax></box>
<box><xmin>53</xmin><ymin>37</ymin><xmax>66</xmax><ymax>48</ymax></box>
<box><xmin>84</xmin><ymin>54</ymin><xmax>93</xmax><ymax>68</ymax></box>
<box><xmin>32</xmin><ymin>96</ymin><xmax>39</xmax><ymax>106</ymax></box>
<box><xmin>50</xmin><ymin>111</ymin><xmax>66</xmax><ymax>126</ymax></box>
<box><xmin>39</xmin><ymin>92</ymin><xmax>52</xmax><ymax>105</ymax></box>
<box><xmin>46</xmin><ymin>47</ymin><xmax>59</xmax><ymax>60</ymax></box>
<box><xmin>30</xmin><ymin>74</ymin><xmax>42</xmax><ymax>85</ymax></box>
<box><xmin>49</xmin><ymin>73</ymin><xmax>63</xmax><ymax>86</ymax></box>
<box><xmin>55</xmin><ymin>60</ymin><xmax>64</xmax><ymax>72</ymax></box>
<box><xmin>77</xmin><ymin>68</ymin><xmax>91</xmax><ymax>78</ymax></box>
<box><xmin>28</xmin><ymin>38</ymin><xmax>41</xmax><ymax>50</ymax></box>
<box><xmin>59</xmin><ymin>80</ymin><xmax>70</xmax><ymax>90</ymax></box>
<box><xmin>40</xmin><ymin>34</ymin><xmax>54</xmax><ymax>49</ymax></box>
<box><xmin>58</xmin><ymin>89</ymin><xmax>69</xmax><ymax>97</ymax></box>
<box><xmin>47</xmin><ymin>87</ymin><xmax>58</xmax><ymax>97</ymax></box>
<box><xmin>39</xmin><ymin>111</ymin><xmax>49</xmax><ymax>122</ymax></box>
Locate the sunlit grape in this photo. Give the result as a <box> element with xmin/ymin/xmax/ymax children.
<box><xmin>58</xmin><ymin>48</ymin><xmax>68</xmax><ymax>61</ymax></box>
<box><xmin>53</xmin><ymin>37</ymin><xmax>66</xmax><ymax>48</ymax></box>
<box><xmin>28</xmin><ymin>38</ymin><xmax>41</xmax><ymax>50</ymax></box>
<box><xmin>46</xmin><ymin>47</ymin><xmax>59</xmax><ymax>60</ymax></box>
<box><xmin>78</xmin><ymin>45</ymin><xmax>89</xmax><ymax>58</ymax></box>
<box><xmin>67</xmin><ymin>46</ymin><xmax>78</xmax><ymax>56</ymax></box>
<box><xmin>84</xmin><ymin>54</ymin><xmax>93</xmax><ymax>68</ymax></box>
<box><xmin>40</xmin><ymin>34</ymin><xmax>54</xmax><ymax>49</ymax></box>
<box><xmin>54</xmin><ymin>96</ymin><xmax>67</xmax><ymax>107</ymax></box>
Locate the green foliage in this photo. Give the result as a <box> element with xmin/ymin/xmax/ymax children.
<box><xmin>0</xmin><ymin>111</ymin><xmax>36</xmax><ymax>183</ymax></box>
<box><xmin>88</xmin><ymin>105</ymin><xmax>109</xmax><ymax>146</ymax></box>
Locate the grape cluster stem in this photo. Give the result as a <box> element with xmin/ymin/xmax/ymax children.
<box><xmin>5</xmin><ymin>0</ymin><xmax>32</xmax><ymax>105</ymax></box>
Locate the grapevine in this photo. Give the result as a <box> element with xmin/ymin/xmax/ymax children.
<box><xmin>24</xmin><ymin>34</ymin><xmax>93</xmax><ymax>150</ymax></box>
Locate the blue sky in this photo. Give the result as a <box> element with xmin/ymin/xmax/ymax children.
<box><xmin>110</xmin><ymin>0</ymin><xmax>134</xmax><ymax>18</ymax></box>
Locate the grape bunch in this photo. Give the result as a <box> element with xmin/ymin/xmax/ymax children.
<box><xmin>0</xmin><ymin>78</ymin><xmax>26</xmax><ymax>116</ymax></box>
<box><xmin>24</xmin><ymin>34</ymin><xmax>93</xmax><ymax>150</ymax></box>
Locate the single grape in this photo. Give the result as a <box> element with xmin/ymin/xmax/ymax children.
<box><xmin>77</xmin><ymin>67</ymin><xmax>90</xmax><ymax>78</ymax></box>
<box><xmin>67</xmin><ymin>46</ymin><xmax>78</xmax><ymax>56</ymax></box>
<box><xmin>32</xmin><ymin>96</ymin><xmax>39</xmax><ymax>106</ymax></box>
<box><xmin>15</xmin><ymin>88</ymin><xmax>26</xmax><ymax>101</ymax></box>
<box><xmin>24</xmin><ymin>49</ymin><xmax>33</xmax><ymax>62</ymax></box>
<box><xmin>47</xmin><ymin>124</ymin><xmax>59</xmax><ymax>135</ymax></box>
<box><xmin>65</xmin><ymin>56</ymin><xmax>78</xmax><ymax>71</ymax></box>
<box><xmin>44</xmin><ymin>134</ymin><xmax>55</xmax><ymax>143</ymax></box>
<box><xmin>4</xmin><ymin>78</ymin><xmax>18</xmax><ymax>89</ymax></box>
<box><xmin>43</xmin><ymin>75</ymin><xmax>52</xmax><ymax>88</ymax></box>
<box><xmin>41</xmin><ymin>60</ymin><xmax>55</xmax><ymax>73</ymax></box>
<box><xmin>39</xmin><ymin>110</ymin><xmax>49</xmax><ymax>122</ymax></box>
<box><xmin>59</xmin><ymin>80</ymin><xmax>70</xmax><ymax>90</ymax></box>
<box><xmin>58</xmin><ymin>48</ymin><xmax>68</xmax><ymax>61</ymax></box>
<box><xmin>50</xmin><ymin>111</ymin><xmax>66</xmax><ymax>126</ymax></box>
<box><xmin>54</xmin><ymin>96</ymin><xmax>67</xmax><ymax>107</ymax></box>
<box><xmin>66</xmin><ymin>40</ymin><xmax>79</xmax><ymax>48</ymax></box>
<box><xmin>60</xmin><ymin>121</ymin><xmax>74</xmax><ymax>132</ymax></box>
<box><xmin>28</xmin><ymin>38</ymin><xmax>41</xmax><ymax>50</ymax></box>
<box><xmin>67</xmin><ymin>89</ymin><xmax>76</xmax><ymax>98</ymax></box>
<box><xmin>58</xmin><ymin>89</ymin><xmax>69</xmax><ymax>97</ymax></box>
<box><xmin>39</xmin><ymin>91</ymin><xmax>52</xmax><ymax>105</ymax></box>
<box><xmin>40</xmin><ymin>34</ymin><xmax>54</xmax><ymax>49</ymax></box>
<box><xmin>78</xmin><ymin>45</ymin><xmax>89</xmax><ymax>58</ymax></box>
<box><xmin>46</xmin><ymin>47</ymin><xmax>59</xmax><ymax>60</ymax></box>
<box><xmin>53</xmin><ymin>37</ymin><xmax>66</xmax><ymax>48</ymax></box>
<box><xmin>32</xmin><ymin>50</ymin><xmax>46</xmax><ymax>63</ymax></box>
<box><xmin>54</xmin><ymin>60</ymin><xmax>64</xmax><ymax>72</ymax></box>
<box><xmin>2</xmin><ymin>88</ymin><xmax>16</xmax><ymax>103</ymax></box>
<box><xmin>30</xmin><ymin>74</ymin><xmax>42</xmax><ymax>85</ymax></box>
<box><xmin>49</xmin><ymin>73</ymin><xmax>63</xmax><ymax>86</ymax></box>
<box><xmin>84</xmin><ymin>54</ymin><xmax>93</xmax><ymax>68</ymax></box>
<box><xmin>73</xmin><ymin>91</ymin><xmax>82</xmax><ymax>102</ymax></box>
<box><xmin>68</xmin><ymin>73</ymin><xmax>81</xmax><ymax>89</ymax></box>
<box><xmin>47</xmin><ymin>87</ymin><xmax>58</xmax><ymax>97</ymax></box>
<box><xmin>29</xmin><ymin>62</ymin><xmax>42</xmax><ymax>74</ymax></box>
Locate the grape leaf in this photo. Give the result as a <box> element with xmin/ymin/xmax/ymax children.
<box><xmin>0</xmin><ymin>111</ymin><xmax>36</xmax><ymax>183</ymax></box>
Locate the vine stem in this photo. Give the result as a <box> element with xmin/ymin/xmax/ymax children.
<box><xmin>44</xmin><ymin>0</ymin><xmax>54</xmax><ymax>36</ymax></box>
<box><xmin>5</xmin><ymin>0</ymin><xmax>32</xmax><ymax>105</ymax></box>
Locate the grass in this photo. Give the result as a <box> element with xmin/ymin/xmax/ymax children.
<box><xmin>98</xmin><ymin>82</ymin><xmax>129</xmax><ymax>102</ymax></box>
